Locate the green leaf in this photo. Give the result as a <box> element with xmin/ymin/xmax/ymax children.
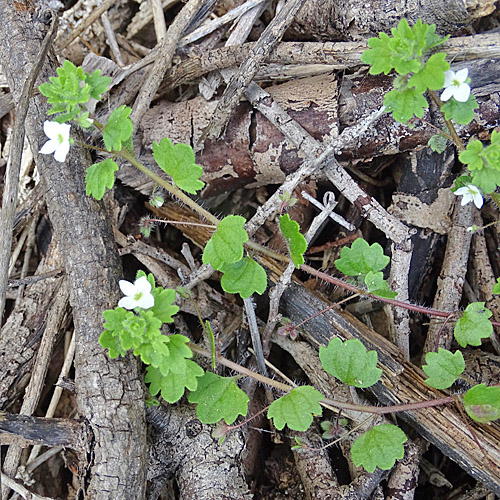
<box><xmin>471</xmin><ymin>166</ymin><xmax>500</xmax><ymax>194</ymax></box>
<box><xmin>451</xmin><ymin>175</ymin><xmax>473</xmax><ymax>192</ymax></box>
<box><xmin>454</xmin><ymin>302</ymin><xmax>493</xmax><ymax>347</ymax></box>
<box><xmin>133</xmin><ymin>334</ymin><xmax>170</xmax><ymax>368</ymax></box>
<box><xmin>459</xmin><ymin>140</ymin><xmax>484</xmax><ymax>171</ymax></box>
<box><xmin>267</xmin><ymin>386</ymin><xmax>323</xmax><ymax>431</ymax></box>
<box><xmin>423</xmin><ymin>348</ymin><xmax>465</xmax><ymax>389</ymax></box>
<box><xmin>151</xmin><ymin>287</ymin><xmax>179</xmax><ymax>323</ymax></box>
<box><xmin>361</xmin><ymin>33</ymin><xmax>394</xmax><ymax>75</ymax></box>
<box><xmin>146</xmin><ymin>360</ymin><xmax>204</xmax><ymax>404</ymax></box>
<box><xmin>202</xmin><ymin>215</ymin><xmax>248</xmax><ymax>271</ymax></box>
<box><xmin>85</xmin><ymin>159</ymin><xmax>118</xmax><ymax>200</ymax></box>
<box><xmin>319</xmin><ymin>338</ymin><xmax>382</xmax><ymax>388</ymax></box>
<box><xmin>388</xmin><ymin>19</ymin><xmax>424</xmax><ymax>74</ymax></box>
<box><xmin>441</xmin><ymin>95</ymin><xmax>479</xmax><ymax>125</ymax></box>
<box><xmin>188</xmin><ymin>372</ymin><xmax>249</xmax><ymax>425</ymax></box>
<box><xmin>160</xmin><ymin>334</ymin><xmax>193</xmax><ymax>375</ymax></box>
<box><xmin>334</xmin><ymin>238</ymin><xmax>390</xmax><ymax>278</ymax></box>
<box><xmin>351</xmin><ymin>424</ymin><xmax>407</xmax><ymax>472</ymax></box>
<box><xmin>75</xmin><ymin>111</ymin><xmax>93</xmax><ymax>129</ymax></box>
<box><xmin>384</xmin><ymin>87</ymin><xmax>428</xmax><ymax>123</ymax></box>
<box><xmin>493</xmin><ymin>278</ymin><xmax>500</xmax><ymax>295</ymax></box>
<box><xmin>102</xmin><ymin>105</ymin><xmax>133</xmax><ymax>152</ymax></box>
<box><xmin>409</xmin><ymin>53</ymin><xmax>448</xmax><ymax>92</ymax></box>
<box><xmin>220</xmin><ymin>257</ymin><xmax>267</xmax><ymax>298</ymax></box>
<box><xmin>152</xmin><ymin>138</ymin><xmax>205</xmax><ymax>194</ymax></box>
<box><xmin>428</xmin><ymin>133</ymin><xmax>448</xmax><ymax>154</ymax></box>
<box><xmin>364</xmin><ymin>271</ymin><xmax>397</xmax><ymax>299</ymax></box>
<box><xmin>279</xmin><ymin>214</ymin><xmax>307</xmax><ymax>267</ymax></box>
<box><xmin>99</xmin><ymin>329</ymin><xmax>127</xmax><ymax>358</ymax></box>
<box><xmin>84</xmin><ymin>69</ymin><xmax>111</xmax><ymax>100</ymax></box>
<box><xmin>482</xmin><ymin>130</ymin><xmax>500</xmax><ymax>171</ymax></box>
<box><xmin>463</xmin><ymin>384</ymin><xmax>500</xmax><ymax>423</ymax></box>
<box><xmin>39</xmin><ymin>60</ymin><xmax>91</xmax><ymax>117</ymax></box>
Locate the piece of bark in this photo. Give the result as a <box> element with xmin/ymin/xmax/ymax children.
<box><xmin>0</xmin><ymin>412</ymin><xmax>86</xmax><ymax>450</ymax></box>
<box><xmin>285</xmin><ymin>0</ymin><xmax>497</xmax><ymax>41</ymax></box>
<box><xmin>278</xmin><ymin>283</ymin><xmax>500</xmax><ymax>495</ymax></box>
<box><xmin>0</xmin><ymin>242</ymin><xmax>62</xmax><ymax>410</ymax></box>
<box><xmin>130</xmin><ymin>59</ymin><xmax>500</xmax><ymax>197</ymax></box>
<box><xmin>147</xmin><ymin>404</ymin><xmax>252</xmax><ymax>500</ymax></box>
<box><xmin>0</xmin><ymin>5</ymin><xmax>147</xmax><ymax>498</ymax></box>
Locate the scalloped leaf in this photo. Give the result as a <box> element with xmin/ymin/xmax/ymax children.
<box><xmin>409</xmin><ymin>52</ymin><xmax>448</xmax><ymax>92</ymax></box>
<box><xmin>267</xmin><ymin>386</ymin><xmax>323</xmax><ymax>431</ymax></box>
<box><xmin>351</xmin><ymin>424</ymin><xmax>407</xmax><ymax>472</ymax></box>
<box><xmin>319</xmin><ymin>338</ymin><xmax>382</xmax><ymax>388</ymax></box>
<box><xmin>454</xmin><ymin>302</ymin><xmax>492</xmax><ymax>347</ymax></box>
<box><xmin>188</xmin><ymin>372</ymin><xmax>249</xmax><ymax>425</ymax></box>
<box><xmin>151</xmin><ymin>287</ymin><xmax>179</xmax><ymax>323</ymax></box>
<box><xmin>85</xmin><ymin>159</ymin><xmax>118</xmax><ymax>200</ymax></box>
<box><xmin>152</xmin><ymin>137</ymin><xmax>205</xmax><ymax>194</ymax></box>
<box><xmin>428</xmin><ymin>133</ymin><xmax>448</xmax><ymax>154</ymax></box>
<box><xmin>220</xmin><ymin>257</ymin><xmax>267</xmax><ymax>298</ymax></box>
<box><xmin>423</xmin><ymin>348</ymin><xmax>465</xmax><ymax>389</ymax></box>
<box><xmin>364</xmin><ymin>271</ymin><xmax>397</xmax><ymax>299</ymax></box>
<box><xmin>384</xmin><ymin>87</ymin><xmax>428</xmax><ymax>123</ymax></box>
<box><xmin>146</xmin><ymin>360</ymin><xmax>204</xmax><ymax>404</ymax></box>
<box><xmin>441</xmin><ymin>94</ymin><xmax>478</xmax><ymax>125</ymax></box>
<box><xmin>463</xmin><ymin>384</ymin><xmax>500</xmax><ymax>423</ymax></box>
<box><xmin>103</xmin><ymin>105</ymin><xmax>133</xmax><ymax>152</ymax></box>
<box><xmin>279</xmin><ymin>214</ymin><xmax>307</xmax><ymax>267</ymax></box>
<box><xmin>202</xmin><ymin>215</ymin><xmax>248</xmax><ymax>271</ymax></box>
<box><xmin>459</xmin><ymin>140</ymin><xmax>484</xmax><ymax>171</ymax></box>
<box><xmin>335</xmin><ymin>238</ymin><xmax>390</xmax><ymax>278</ymax></box>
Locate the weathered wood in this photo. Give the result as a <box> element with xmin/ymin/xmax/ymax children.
<box><xmin>0</xmin><ymin>5</ymin><xmax>147</xmax><ymax>498</ymax></box>
<box><xmin>279</xmin><ymin>283</ymin><xmax>500</xmax><ymax>496</ymax></box>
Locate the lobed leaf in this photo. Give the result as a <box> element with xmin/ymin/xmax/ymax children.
<box><xmin>459</xmin><ymin>140</ymin><xmax>484</xmax><ymax>171</ymax></box>
<box><xmin>85</xmin><ymin>159</ymin><xmax>118</xmax><ymax>200</ymax></box>
<box><xmin>220</xmin><ymin>257</ymin><xmax>267</xmax><ymax>298</ymax></box>
<box><xmin>335</xmin><ymin>238</ymin><xmax>389</xmax><ymax>278</ymax></box>
<box><xmin>279</xmin><ymin>214</ymin><xmax>307</xmax><ymax>267</ymax></box>
<box><xmin>102</xmin><ymin>105</ymin><xmax>133</xmax><ymax>152</ymax></box>
<box><xmin>268</xmin><ymin>386</ymin><xmax>323</xmax><ymax>431</ymax></box>
<box><xmin>409</xmin><ymin>53</ymin><xmax>448</xmax><ymax>92</ymax></box>
<box><xmin>493</xmin><ymin>277</ymin><xmax>500</xmax><ymax>295</ymax></box>
<box><xmin>428</xmin><ymin>133</ymin><xmax>448</xmax><ymax>154</ymax></box>
<box><xmin>146</xmin><ymin>360</ymin><xmax>204</xmax><ymax>404</ymax></box>
<box><xmin>152</xmin><ymin>138</ymin><xmax>205</xmax><ymax>194</ymax></box>
<box><xmin>384</xmin><ymin>87</ymin><xmax>428</xmax><ymax>123</ymax></box>
<box><xmin>151</xmin><ymin>287</ymin><xmax>179</xmax><ymax>323</ymax></box>
<box><xmin>454</xmin><ymin>302</ymin><xmax>492</xmax><ymax>347</ymax></box>
<box><xmin>351</xmin><ymin>424</ymin><xmax>407</xmax><ymax>472</ymax></box>
<box><xmin>364</xmin><ymin>271</ymin><xmax>397</xmax><ymax>299</ymax></box>
<box><xmin>441</xmin><ymin>95</ymin><xmax>478</xmax><ymax>125</ymax></box>
<box><xmin>423</xmin><ymin>348</ymin><xmax>465</xmax><ymax>389</ymax></box>
<box><xmin>463</xmin><ymin>384</ymin><xmax>500</xmax><ymax>423</ymax></box>
<box><xmin>319</xmin><ymin>338</ymin><xmax>382</xmax><ymax>388</ymax></box>
<box><xmin>202</xmin><ymin>215</ymin><xmax>248</xmax><ymax>271</ymax></box>
<box><xmin>188</xmin><ymin>372</ymin><xmax>249</xmax><ymax>425</ymax></box>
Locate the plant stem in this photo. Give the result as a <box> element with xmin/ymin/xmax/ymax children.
<box><xmin>428</xmin><ymin>89</ymin><xmax>464</xmax><ymax>150</ymax></box>
<box><xmin>190</xmin><ymin>343</ymin><xmax>458</xmax><ymax>415</ymax></box>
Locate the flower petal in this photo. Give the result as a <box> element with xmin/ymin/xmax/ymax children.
<box><xmin>119</xmin><ymin>279</ymin><xmax>136</xmax><ymax>296</ymax></box>
<box><xmin>135</xmin><ymin>276</ymin><xmax>152</xmax><ymax>294</ymax></box>
<box><xmin>40</xmin><ymin>139</ymin><xmax>57</xmax><ymax>155</ymax></box>
<box><xmin>53</xmin><ymin>140</ymin><xmax>70</xmax><ymax>162</ymax></box>
<box><xmin>473</xmin><ymin>194</ymin><xmax>483</xmax><ymax>209</ymax></box>
<box><xmin>454</xmin><ymin>187</ymin><xmax>469</xmax><ymax>196</ymax></box>
<box><xmin>455</xmin><ymin>68</ymin><xmax>468</xmax><ymax>83</ymax></box>
<box><xmin>43</xmin><ymin>120</ymin><xmax>61</xmax><ymax>139</ymax></box>
<box><xmin>136</xmin><ymin>293</ymin><xmax>154</xmax><ymax>309</ymax></box>
<box><xmin>454</xmin><ymin>84</ymin><xmax>470</xmax><ymax>102</ymax></box>
<box><xmin>443</xmin><ymin>70</ymin><xmax>455</xmax><ymax>87</ymax></box>
<box><xmin>441</xmin><ymin>87</ymin><xmax>453</xmax><ymax>102</ymax></box>
<box><xmin>118</xmin><ymin>296</ymin><xmax>137</xmax><ymax>310</ymax></box>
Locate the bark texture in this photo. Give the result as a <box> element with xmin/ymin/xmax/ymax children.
<box><xmin>0</xmin><ymin>5</ymin><xmax>147</xmax><ymax>498</ymax></box>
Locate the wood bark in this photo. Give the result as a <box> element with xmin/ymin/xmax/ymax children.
<box><xmin>0</xmin><ymin>5</ymin><xmax>147</xmax><ymax>498</ymax></box>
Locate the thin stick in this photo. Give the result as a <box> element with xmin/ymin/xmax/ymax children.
<box><xmin>0</xmin><ymin>14</ymin><xmax>58</xmax><ymax>322</ymax></box>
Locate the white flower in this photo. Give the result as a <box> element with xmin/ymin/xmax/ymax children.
<box><xmin>454</xmin><ymin>184</ymin><xmax>483</xmax><ymax>209</ymax></box>
<box><xmin>118</xmin><ymin>276</ymin><xmax>154</xmax><ymax>310</ymax></box>
<box><xmin>39</xmin><ymin>120</ymin><xmax>71</xmax><ymax>162</ymax></box>
<box><xmin>441</xmin><ymin>69</ymin><xmax>471</xmax><ymax>103</ymax></box>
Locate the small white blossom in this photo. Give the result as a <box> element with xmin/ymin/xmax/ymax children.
<box><xmin>39</xmin><ymin>120</ymin><xmax>71</xmax><ymax>162</ymax></box>
<box><xmin>118</xmin><ymin>276</ymin><xmax>154</xmax><ymax>310</ymax></box>
<box><xmin>454</xmin><ymin>184</ymin><xmax>483</xmax><ymax>209</ymax></box>
<box><xmin>441</xmin><ymin>68</ymin><xmax>471</xmax><ymax>103</ymax></box>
